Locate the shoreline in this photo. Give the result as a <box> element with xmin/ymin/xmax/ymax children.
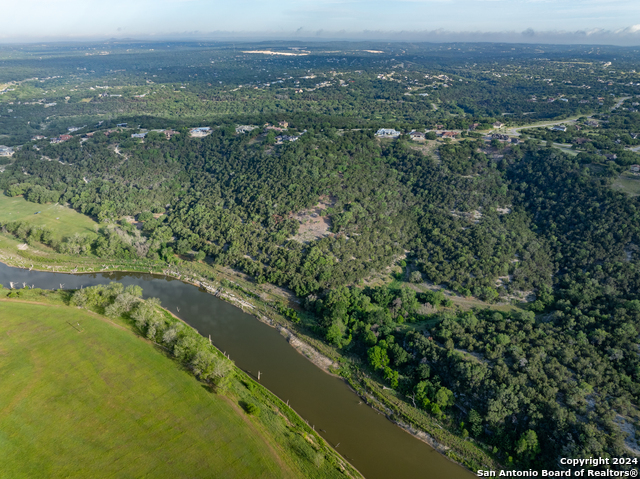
<box><xmin>0</xmin><ymin>253</ymin><xmax>487</xmax><ymax>474</ymax></box>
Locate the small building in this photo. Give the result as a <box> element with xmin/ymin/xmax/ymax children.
<box><xmin>468</xmin><ymin>123</ymin><xmax>479</xmax><ymax>131</ymax></box>
<box><xmin>117</xmin><ymin>123</ymin><xmax>128</xmax><ymax>127</ymax></box>
<box><xmin>511</xmin><ymin>138</ymin><xmax>520</xmax><ymax>144</ymax></box>
<box><xmin>491</xmin><ymin>133</ymin><xmax>510</xmax><ymax>141</ymax></box>
<box><xmin>131</xmin><ymin>133</ymin><xmax>146</xmax><ymax>138</ymax></box>
<box><xmin>573</xmin><ymin>138</ymin><xmax>589</xmax><ymax>145</ymax></box>
<box><xmin>278</xmin><ymin>121</ymin><xmax>289</xmax><ymax>129</ymax></box>
<box><xmin>0</xmin><ymin>145</ymin><xmax>14</xmax><ymax>157</ymax></box>
<box><xmin>605</xmin><ymin>153</ymin><xmax>618</xmax><ymax>161</ymax></box>
<box><xmin>31</xmin><ymin>135</ymin><xmax>47</xmax><ymax>141</ymax></box>
<box><xmin>275</xmin><ymin>135</ymin><xmax>299</xmax><ymax>144</ymax></box>
<box><xmin>375</xmin><ymin>128</ymin><xmax>401</xmax><ymax>138</ymax></box>
<box><xmin>50</xmin><ymin>134</ymin><xmax>72</xmax><ymax>144</ymax></box>
<box><xmin>409</xmin><ymin>131</ymin><xmax>425</xmax><ymax>141</ymax></box>
<box><xmin>551</xmin><ymin>125</ymin><xmax>567</xmax><ymax>132</ymax></box>
<box><xmin>493</xmin><ymin>122</ymin><xmax>504</xmax><ymax>129</ymax></box>
<box><xmin>164</xmin><ymin>129</ymin><xmax>179</xmax><ymax>139</ymax></box>
<box><xmin>630</xmin><ymin>165</ymin><xmax>640</xmax><ymax>173</ymax></box>
<box><xmin>236</xmin><ymin>125</ymin><xmax>258</xmax><ymax>134</ymax></box>
<box><xmin>441</xmin><ymin>131</ymin><xmax>458</xmax><ymax>139</ymax></box>
<box><xmin>190</xmin><ymin>127</ymin><xmax>212</xmax><ymax>138</ymax></box>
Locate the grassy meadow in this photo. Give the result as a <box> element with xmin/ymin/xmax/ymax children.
<box><xmin>612</xmin><ymin>172</ymin><xmax>640</xmax><ymax>196</ymax></box>
<box><xmin>0</xmin><ymin>195</ymin><xmax>97</xmax><ymax>239</ymax></box>
<box><xmin>0</xmin><ymin>297</ymin><xmax>354</xmax><ymax>479</ymax></box>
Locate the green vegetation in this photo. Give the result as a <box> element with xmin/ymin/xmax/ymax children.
<box><xmin>612</xmin><ymin>172</ymin><xmax>640</xmax><ymax>196</ymax></box>
<box><xmin>1</xmin><ymin>41</ymin><xmax>640</xmax><ymax>474</ymax></box>
<box><xmin>0</xmin><ymin>288</ymin><xmax>359</xmax><ymax>479</ymax></box>
<box><xmin>0</xmin><ymin>195</ymin><xmax>97</xmax><ymax>239</ymax></box>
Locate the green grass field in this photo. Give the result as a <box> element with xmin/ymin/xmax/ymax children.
<box><xmin>0</xmin><ymin>300</ymin><xmax>328</xmax><ymax>479</ymax></box>
<box><xmin>612</xmin><ymin>173</ymin><xmax>640</xmax><ymax>196</ymax></box>
<box><xmin>0</xmin><ymin>195</ymin><xmax>97</xmax><ymax>239</ymax></box>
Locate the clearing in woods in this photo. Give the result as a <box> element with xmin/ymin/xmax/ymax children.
<box><xmin>0</xmin><ymin>195</ymin><xmax>97</xmax><ymax>239</ymax></box>
<box><xmin>289</xmin><ymin>196</ymin><xmax>334</xmax><ymax>243</ymax></box>
<box><xmin>0</xmin><ymin>300</ymin><xmax>344</xmax><ymax>479</ymax></box>
<box><xmin>612</xmin><ymin>172</ymin><xmax>640</xmax><ymax>197</ymax></box>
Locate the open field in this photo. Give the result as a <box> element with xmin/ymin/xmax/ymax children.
<box><xmin>0</xmin><ymin>195</ymin><xmax>97</xmax><ymax>239</ymax></box>
<box><xmin>0</xmin><ymin>300</ymin><xmax>346</xmax><ymax>479</ymax></box>
<box><xmin>612</xmin><ymin>173</ymin><xmax>640</xmax><ymax>196</ymax></box>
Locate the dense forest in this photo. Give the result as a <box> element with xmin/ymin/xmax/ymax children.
<box><xmin>2</xmin><ymin>41</ymin><xmax>640</xmax><ymax>473</ymax></box>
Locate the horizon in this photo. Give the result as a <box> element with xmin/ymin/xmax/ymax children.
<box><xmin>2</xmin><ymin>0</ymin><xmax>640</xmax><ymax>47</ymax></box>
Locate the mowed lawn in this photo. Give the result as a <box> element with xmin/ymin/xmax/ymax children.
<box><xmin>0</xmin><ymin>195</ymin><xmax>97</xmax><ymax>238</ymax></box>
<box><xmin>0</xmin><ymin>302</ymin><xmax>294</xmax><ymax>479</ymax></box>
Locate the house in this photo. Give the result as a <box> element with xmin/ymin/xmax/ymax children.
<box><xmin>0</xmin><ymin>145</ymin><xmax>14</xmax><ymax>157</ymax></box>
<box><xmin>551</xmin><ymin>125</ymin><xmax>567</xmax><ymax>132</ymax></box>
<box><xmin>409</xmin><ymin>131</ymin><xmax>425</xmax><ymax>141</ymax></box>
<box><xmin>573</xmin><ymin>138</ymin><xmax>589</xmax><ymax>145</ymax></box>
<box><xmin>164</xmin><ymin>129</ymin><xmax>178</xmax><ymax>139</ymax></box>
<box><xmin>605</xmin><ymin>154</ymin><xmax>618</xmax><ymax>161</ymax></box>
<box><xmin>131</xmin><ymin>133</ymin><xmax>146</xmax><ymax>139</ymax></box>
<box><xmin>190</xmin><ymin>127</ymin><xmax>211</xmax><ymax>138</ymax></box>
<box><xmin>493</xmin><ymin>122</ymin><xmax>504</xmax><ymax>129</ymax></box>
<box><xmin>441</xmin><ymin>131</ymin><xmax>458</xmax><ymax>139</ymax></box>
<box><xmin>630</xmin><ymin>165</ymin><xmax>640</xmax><ymax>173</ymax></box>
<box><xmin>275</xmin><ymin>135</ymin><xmax>299</xmax><ymax>144</ymax></box>
<box><xmin>236</xmin><ymin>125</ymin><xmax>258</xmax><ymax>134</ymax></box>
<box><xmin>278</xmin><ymin>121</ymin><xmax>289</xmax><ymax>129</ymax></box>
<box><xmin>435</xmin><ymin>124</ymin><xmax>445</xmax><ymax>130</ymax></box>
<box><xmin>468</xmin><ymin>123</ymin><xmax>479</xmax><ymax>131</ymax></box>
<box><xmin>375</xmin><ymin>128</ymin><xmax>401</xmax><ymax>138</ymax></box>
<box><xmin>50</xmin><ymin>134</ymin><xmax>73</xmax><ymax>144</ymax></box>
<box><xmin>511</xmin><ymin>138</ymin><xmax>521</xmax><ymax>144</ymax></box>
<box><xmin>491</xmin><ymin>133</ymin><xmax>510</xmax><ymax>141</ymax></box>
<box><xmin>31</xmin><ymin>135</ymin><xmax>46</xmax><ymax>141</ymax></box>
<box><xmin>117</xmin><ymin>123</ymin><xmax>128</xmax><ymax>127</ymax></box>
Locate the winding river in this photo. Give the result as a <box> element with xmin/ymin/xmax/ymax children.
<box><xmin>0</xmin><ymin>262</ymin><xmax>473</xmax><ymax>479</ymax></box>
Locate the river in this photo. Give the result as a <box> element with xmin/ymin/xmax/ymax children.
<box><xmin>0</xmin><ymin>262</ymin><xmax>473</xmax><ymax>479</ymax></box>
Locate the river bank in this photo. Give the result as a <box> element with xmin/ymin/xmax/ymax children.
<box><xmin>0</xmin><ymin>236</ymin><xmax>496</xmax><ymax>475</ymax></box>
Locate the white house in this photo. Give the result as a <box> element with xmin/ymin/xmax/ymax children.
<box><xmin>375</xmin><ymin>128</ymin><xmax>401</xmax><ymax>138</ymax></box>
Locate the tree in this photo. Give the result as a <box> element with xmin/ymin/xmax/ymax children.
<box><xmin>409</xmin><ymin>270</ymin><xmax>423</xmax><ymax>283</ymax></box>
<box><xmin>468</xmin><ymin>409</ymin><xmax>483</xmax><ymax>437</ymax></box>
<box><xmin>383</xmin><ymin>367</ymin><xmax>399</xmax><ymax>389</ymax></box>
<box><xmin>368</xmin><ymin>345</ymin><xmax>390</xmax><ymax>371</ymax></box>
<box><xmin>516</xmin><ymin>430</ymin><xmax>540</xmax><ymax>459</ymax></box>
<box><xmin>435</xmin><ymin>387</ymin><xmax>455</xmax><ymax>408</ymax></box>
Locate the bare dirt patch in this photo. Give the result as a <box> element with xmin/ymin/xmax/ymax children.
<box><xmin>407</xmin><ymin>140</ymin><xmax>440</xmax><ymax>161</ymax></box>
<box><xmin>289</xmin><ymin>196</ymin><xmax>335</xmax><ymax>243</ymax></box>
<box><xmin>17</xmin><ymin>244</ymin><xmax>28</xmax><ymax>251</ymax></box>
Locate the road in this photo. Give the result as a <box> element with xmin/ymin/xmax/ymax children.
<box><xmin>503</xmin><ymin>96</ymin><xmax>632</xmax><ymax>137</ymax></box>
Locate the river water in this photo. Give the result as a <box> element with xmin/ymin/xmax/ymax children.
<box><xmin>0</xmin><ymin>262</ymin><xmax>473</xmax><ymax>479</ymax></box>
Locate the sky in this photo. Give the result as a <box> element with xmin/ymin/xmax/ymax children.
<box><xmin>2</xmin><ymin>0</ymin><xmax>640</xmax><ymax>45</ymax></box>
